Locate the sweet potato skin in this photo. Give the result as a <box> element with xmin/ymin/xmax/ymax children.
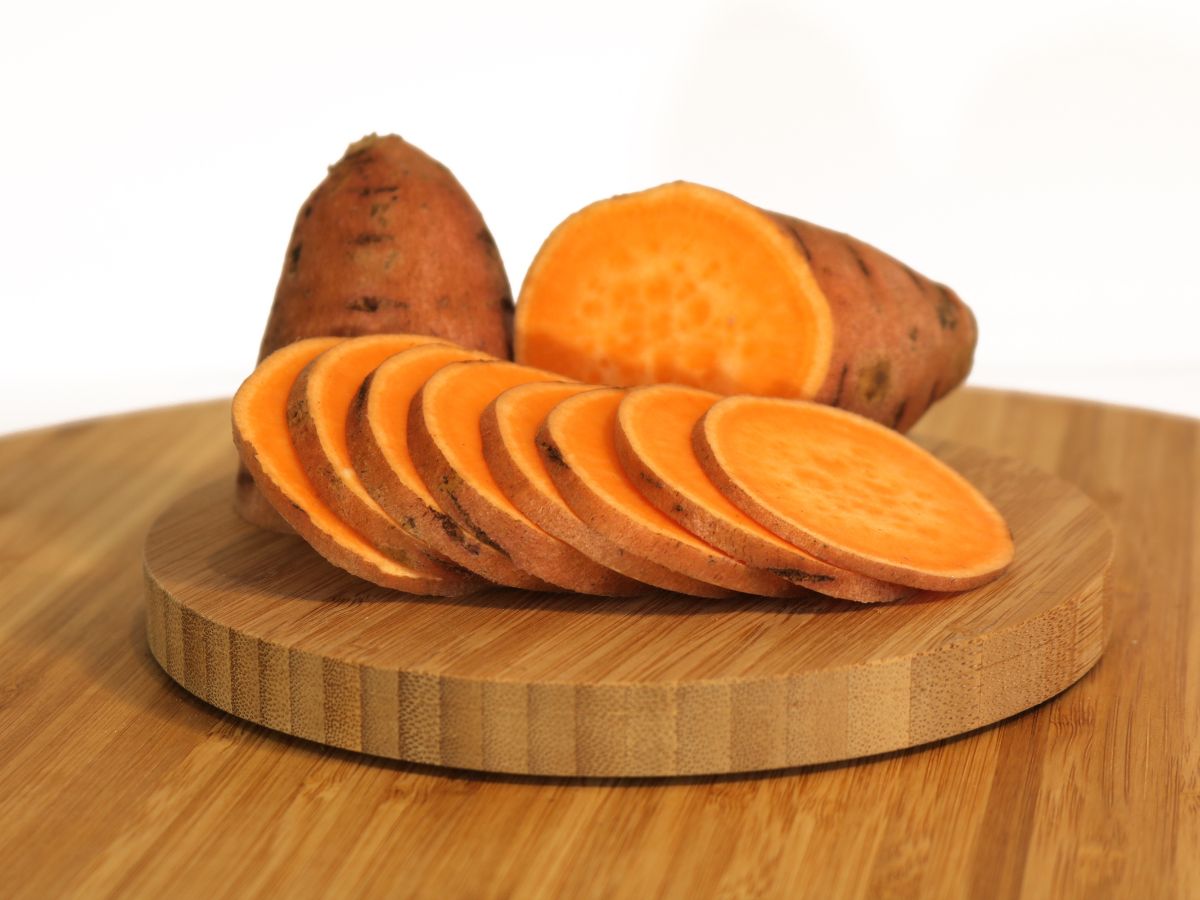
<box><xmin>768</xmin><ymin>213</ymin><xmax>976</xmax><ymax>432</ymax></box>
<box><xmin>260</xmin><ymin>134</ymin><xmax>513</xmax><ymax>361</ymax></box>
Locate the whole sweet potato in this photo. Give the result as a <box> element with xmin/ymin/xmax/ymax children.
<box><xmin>238</xmin><ymin>134</ymin><xmax>513</xmax><ymax>531</ymax></box>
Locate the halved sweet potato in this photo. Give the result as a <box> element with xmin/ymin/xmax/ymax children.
<box><xmin>538</xmin><ymin>389</ymin><xmax>806</xmax><ymax>597</ymax></box>
<box><xmin>695</xmin><ymin>396</ymin><xmax>1014</xmax><ymax>590</ymax></box>
<box><xmin>286</xmin><ymin>334</ymin><xmax>480</xmax><ymax>585</ymax></box>
<box><xmin>616</xmin><ymin>384</ymin><xmax>911</xmax><ymax>603</ymax></box>
<box><xmin>515</xmin><ymin>181</ymin><xmax>975</xmax><ymax>431</ymax></box>
<box><xmin>410</xmin><ymin>361</ymin><xmax>642</xmax><ymax>595</ymax></box>
<box><xmin>481</xmin><ymin>382</ymin><xmax>730</xmax><ymax>598</ymax></box>
<box><xmin>346</xmin><ymin>343</ymin><xmax>553</xmax><ymax>590</ymax></box>
<box><xmin>232</xmin><ymin>338</ymin><xmax>477</xmax><ymax>596</ymax></box>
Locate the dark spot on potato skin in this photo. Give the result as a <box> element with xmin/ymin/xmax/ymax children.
<box><xmin>303</xmin><ymin>204</ymin><xmax>314</xmax><ymax>219</ymax></box>
<box><xmin>350</xmin><ymin>379</ymin><xmax>370</xmax><ymax>414</ymax></box>
<box><xmin>672</xmin><ymin>503</ymin><xmax>685</xmax><ymax>513</ymax></box>
<box><xmin>891</xmin><ymin>399</ymin><xmax>908</xmax><ymax>429</ymax></box>
<box><xmin>786</xmin><ymin>222</ymin><xmax>813</xmax><ymax>262</ymax></box>
<box><xmin>440</xmin><ymin>480</ymin><xmax>508</xmax><ymax>555</ymax></box>
<box><xmin>347</xmin><ymin>296</ymin><xmax>408</xmax><ymax>313</ymax></box>
<box><xmin>847</xmin><ymin>241</ymin><xmax>871</xmax><ymax>277</ymax></box>
<box><xmin>909</xmin><ymin>326</ymin><xmax>919</xmax><ymax>343</ymax></box>
<box><xmin>290</xmin><ymin>242</ymin><xmax>302</xmax><ymax>272</ymax></box>
<box><xmin>859</xmin><ymin>360</ymin><xmax>891</xmax><ymax>404</ymax></box>
<box><xmin>352</xmin><ymin>233</ymin><xmax>390</xmax><ymax>245</ymax></box>
<box><xmin>768</xmin><ymin>567</ymin><xmax>834</xmax><ymax>584</ymax></box>
<box><xmin>477</xmin><ymin>228</ymin><xmax>498</xmax><ymax>251</ymax></box>
<box><xmin>539</xmin><ymin>439</ymin><xmax>567</xmax><ymax>468</ymax></box>
<box><xmin>638</xmin><ymin>470</ymin><xmax>665</xmax><ymax>490</ymax></box>
<box><xmin>936</xmin><ymin>285</ymin><xmax>959</xmax><ymax>330</ymax></box>
<box><xmin>831</xmin><ymin>363</ymin><xmax>849</xmax><ymax>406</ymax></box>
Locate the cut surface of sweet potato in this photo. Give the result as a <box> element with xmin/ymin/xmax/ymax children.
<box><xmin>695</xmin><ymin>396</ymin><xmax>1014</xmax><ymax>590</ymax></box>
<box><xmin>232</xmin><ymin>338</ymin><xmax>476</xmax><ymax>596</ymax></box>
<box><xmin>346</xmin><ymin>343</ymin><xmax>553</xmax><ymax>590</ymax></box>
<box><xmin>287</xmin><ymin>333</ymin><xmax>480</xmax><ymax>583</ymax></box>
<box><xmin>538</xmin><ymin>389</ymin><xmax>806</xmax><ymax>598</ymax></box>
<box><xmin>616</xmin><ymin>384</ymin><xmax>911</xmax><ymax>603</ymax></box>
<box><xmin>410</xmin><ymin>361</ymin><xmax>641</xmax><ymax>595</ymax></box>
<box><xmin>482</xmin><ymin>382</ymin><xmax>729</xmax><ymax>598</ymax></box>
<box><xmin>515</xmin><ymin>181</ymin><xmax>975</xmax><ymax>432</ymax></box>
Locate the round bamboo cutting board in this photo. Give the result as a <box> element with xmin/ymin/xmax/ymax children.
<box><xmin>143</xmin><ymin>440</ymin><xmax>1112</xmax><ymax>778</ymax></box>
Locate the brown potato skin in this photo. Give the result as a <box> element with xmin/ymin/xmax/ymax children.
<box><xmin>767</xmin><ymin>213</ymin><xmax>977</xmax><ymax>433</ymax></box>
<box><xmin>238</xmin><ymin>133</ymin><xmax>514</xmax><ymax>531</ymax></box>
<box><xmin>260</xmin><ymin>133</ymin><xmax>513</xmax><ymax>360</ymax></box>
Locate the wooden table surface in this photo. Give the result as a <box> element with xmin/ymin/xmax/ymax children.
<box><xmin>1</xmin><ymin>388</ymin><xmax>1195</xmax><ymax>899</ymax></box>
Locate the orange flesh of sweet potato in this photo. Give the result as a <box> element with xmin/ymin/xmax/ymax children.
<box><xmin>232</xmin><ymin>338</ymin><xmax>476</xmax><ymax>596</ymax></box>
<box><xmin>515</xmin><ymin>181</ymin><xmax>976</xmax><ymax>432</ymax></box>
<box><xmin>346</xmin><ymin>343</ymin><xmax>553</xmax><ymax>590</ymax></box>
<box><xmin>695</xmin><ymin>396</ymin><xmax>1014</xmax><ymax>591</ymax></box>
<box><xmin>287</xmin><ymin>334</ymin><xmax>479</xmax><ymax>581</ymax></box>
<box><xmin>616</xmin><ymin>384</ymin><xmax>911</xmax><ymax>603</ymax></box>
<box><xmin>482</xmin><ymin>382</ymin><xmax>730</xmax><ymax>598</ymax></box>
<box><xmin>410</xmin><ymin>361</ymin><xmax>641</xmax><ymax>595</ymax></box>
<box><xmin>539</xmin><ymin>389</ymin><xmax>806</xmax><ymax>598</ymax></box>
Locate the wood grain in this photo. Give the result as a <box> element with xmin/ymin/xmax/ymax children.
<box><xmin>142</xmin><ymin>442</ymin><xmax>1111</xmax><ymax>777</ymax></box>
<box><xmin>0</xmin><ymin>389</ymin><xmax>1195</xmax><ymax>898</ymax></box>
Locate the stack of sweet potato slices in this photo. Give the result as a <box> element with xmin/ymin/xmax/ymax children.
<box><xmin>233</xmin><ymin>335</ymin><xmax>1014</xmax><ymax>601</ymax></box>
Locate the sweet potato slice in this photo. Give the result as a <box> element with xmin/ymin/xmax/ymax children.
<box><xmin>286</xmin><ymin>334</ymin><xmax>480</xmax><ymax>585</ymax></box>
<box><xmin>232</xmin><ymin>338</ymin><xmax>476</xmax><ymax>596</ymax></box>
<box><xmin>695</xmin><ymin>396</ymin><xmax>1014</xmax><ymax>591</ymax></box>
<box><xmin>346</xmin><ymin>343</ymin><xmax>553</xmax><ymax>590</ymax></box>
<box><xmin>410</xmin><ymin>362</ymin><xmax>642</xmax><ymax>595</ymax></box>
<box><xmin>616</xmin><ymin>384</ymin><xmax>911</xmax><ymax>603</ymax></box>
<box><xmin>515</xmin><ymin>181</ymin><xmax>975</xmax><ymax>431</ymax></box>
<box><xmin>482</xmin><ymin>382</ymin><xmax>730</xmax><ymax>598</ymax></box>
<box><xmin>538</xmin><ymin>389</ymin><xmax>806</xmax><ymax>598</ymax></box>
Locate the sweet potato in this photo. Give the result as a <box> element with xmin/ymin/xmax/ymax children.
<box><xmin>481</xmin><ymin>382</ymin><xmax>730</xmax><ymax>598</ymax></box>
<box><xmin>694</xmin><ymin>396</ymin><xmax>1014</xmax><ymax>591</ymax></box>
<box><xmin>232</xmin><ymin>338</ymin><xmax>477</xmax><ymax>596</ymax></box>
<box><xmin>615</xmin><ymin>384</ymin><xmax>912</xmax><ymax>603</ymax></box>
<box><xmin>538</xmin><ymin>389</ymin><xmax>807</xmax><ymax>598</ymax></box>
<box><xmin>346</xmin><ymin>343</ymin><xmax>553</xmax><ymax>590</ymax></box>
<box><xmin>515</xmin><ymin>181</ymin><xmax>975</xmax><ymax>432</ymax></box>
<box><xmin>238</xmin><ymin>133</ymin><xmax>514</xmax><ymax>531</ymax></box>
<box><xmin>286</xmin><ymin>334</ymin><xmax>480</xmax><ymax>585</ymax></box>
<box><xmin>409</xmin><ymin>361</ymin><xmax>641</xmax><ymax>595</ymax></box>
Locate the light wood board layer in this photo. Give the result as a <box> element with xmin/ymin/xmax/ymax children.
<box><xmin>143</xmin><ymin>441</ymin><xmax>1111</xmax><ymax>777</ymax></box>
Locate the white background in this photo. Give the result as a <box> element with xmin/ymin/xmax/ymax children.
<box><xmin>2</xmin><ymin>0</ymin><xmax>1198</xmax><ymax>435</ymax></box>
